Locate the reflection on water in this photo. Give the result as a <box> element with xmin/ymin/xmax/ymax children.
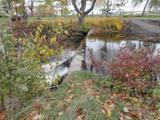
<box><xmin>86</xmin><ymin>37</ymin><xmax>160</xmax><ymax>61</ymax></box>
<box><xmin>86</xmin><ymin>36</ymin><xmax>160</xmax><ymax>80</ymax></box>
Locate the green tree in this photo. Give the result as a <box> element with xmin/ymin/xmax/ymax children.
<box><xmin>0</xmin><ymin>0</ymin><xmax>26</xmax><ymax>15</ymax></box>
<box><xmin>42</xmin><ymin>0</ymin><xmax>54</xmax><ymax>5</ymax></box>
<box><xmin>39</xmin><ymin>0</ymin><xmax>69</xmax><ymax>16</ymax></box>
<box><xmin>38</xmin><ymin>0</ymin><xmax>55</xmax><ymax>16</ymax></box>
<box><xmin>58</xmin><ymin>0</ymin><xmax>69</xmax><ymax>16</ymax></box>
<box><xmin>0</xmin><ymin>0</ymin><xmax>12</xmax><ymax>13</ymax></box>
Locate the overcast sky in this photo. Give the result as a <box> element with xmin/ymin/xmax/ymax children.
<box><xmin>25</xmin><ymin>0</ymin><xmax>146</xmax><ymax>14</ymax></box>
<box><xmin>94</xmin><ymin>1</ymin><xmax>146</xmax><ymax>13</ymax></box>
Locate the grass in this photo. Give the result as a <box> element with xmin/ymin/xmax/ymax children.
<box><xmin>123</xmin><ymin>15</ymin><xmax>160</xmax><ymax>20</ymax></box>
<box><xmin>18</xmin><ymin>71</ymin><xmax>107</xmax><ymax>119</ymax></box>
<box><xmin>18</xmin><ymin>71</ymin><xmax>160</xmax><ymax>120</ymax></box>
<box><xmin>0</xmin><ymin>17</ymin><xmax>9</xmax><ymax>27</ymax></box>
<box><xmin>28</xmin><ymin>15</ymin><xmax>160</xmax><ymax>23</ymax></box>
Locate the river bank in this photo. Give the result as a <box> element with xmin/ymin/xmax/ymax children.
<box><xmin>123</xmin><ymin>19</ymin><xmax>160</xmax><ymax>42</ymax></box>
<box><xmin>1</xmin><ymin>17</ymin><xmax>160</xmax><ymax>119</ymax></box>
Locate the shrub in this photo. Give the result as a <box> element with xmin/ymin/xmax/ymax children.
<box><xmin>107</xmin><ymin>47</ymin><xmax>160</xmax><ymax>93</ymax></box>
<box><xmin>85</xmin><ymin>17</ymin><xmax>124</xmax><ymax>34</ymax></box>
<box><xmin>12</xmin><ymin>17</ymin><xmax>124</xmax><ymax>38</ymax></box>
<box><xmin>12</xmin><ymin>21</ymin><xmax>73</xmax><ymax>61</ymax></box>
<box><xmin>0</xmin><ymin>31</ymin><xmax>47</xmax><ymax>117</ymax></box>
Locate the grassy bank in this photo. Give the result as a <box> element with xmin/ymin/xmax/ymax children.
<box><xmin>18</xmin><ymin>71</ymin><xmax>160</xmax><ymax>120</ymax></box>
<box><xmin>27</xmin><ymin>16</ymin><xmax>124</xmax><ymax>33</ymax></box>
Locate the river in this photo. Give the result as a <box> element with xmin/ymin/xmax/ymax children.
<box><xmin>43</xmin><ymin>34</ymin><xmax>160</xmax><ymax>85</ymax></box>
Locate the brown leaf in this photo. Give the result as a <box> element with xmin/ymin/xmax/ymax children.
<box><xmin>84</xmin><ymin>80</ymin><xmax>93</xmax><ymax>89</ymax></box>
<box><xmin>128</xmin><ymin>111</ymin><xmax>139</xmax><ymax>117</ymax></box>
<box><xmin>0</xmin><ymin>112</ymin><xmax>7</xmax><ymax>120</ymax></box>
<box><xmin>65</xmin><ymin>94</ymin><xmax>74</xmax><ymax>103</ymax></box>
<box><xmin>66</xmin><ymin>89</ymin><xmax>72</xmax><ymax>94</ymax></box>
<box><xmin>33</xmin><ymin>103</ymin><xmax>43</xmax><ymax>112</ymax></box>
<box><xmin>75</xmin><ymin>108</ymin><xmax>86</xmax><ymax>120</ymax></box>
<box><xmin>57</xmin><ymin>101</ymin><xmax>64</xmax><ymax>108</ymax></box>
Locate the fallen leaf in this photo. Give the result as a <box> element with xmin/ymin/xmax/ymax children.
<box><xmin>84</xmin><ymin>80</ymin><xmax>93</xmax><ymax>89</ymax></box>
<box><xmin>0</xmin><ymin>112</ymin><xmax>7</xmax><ymax>120</ymax></box>
<box><xmin>33</xmin><ymin>114</ymin><xmax>41</xmax><ymax>120</ymax></box>
<box><xmin>123</xmin><ymin>107</ymin><xmax>129</xmax><ymax>113</ymax></box>
<box><xmin>67</xmin><ymin>90</ymin><xmax>72</xmax><ymax>94</ymax></box>
<box><xmin>75</xmin><ymin>108</ymin><xmax>85</xmax><ymax>120</ymax></box>
<box><xmin>107</xmin><ymin>110</ymin><xmax>112</xmax><ymax>117</ymax></box>
<box><xmin>125</xmin><ymin>115</ymin><xmax>132</xmax><ymax>120</ymax></box>
<box><xmin>34</xmin><ymin>103</ymin><xmax>43</xmax><ymax>112</ymax></box>
<box><xmin>58</xmin><ymin>111</ymin><xmax>63</xmax><ymax>116</ymax></box>
<box><xmin>65</xmin><ymin>94</ymin><xmax>74</xmax><ymax>103</ymax></box>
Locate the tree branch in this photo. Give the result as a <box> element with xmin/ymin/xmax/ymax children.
<box><xmin>71</xmin><ymin>0</ymin><xmax>80</xmax><ymax>13</ymax></box>
<box><xmin>80</xmin><ymin>0</ymin><xmax>86</xmax><ymax>13</ymax></box>
<box><xmin>84</xmin><ymin>0</ymin><xmax>96</xmax><ymax>15</ymax></box>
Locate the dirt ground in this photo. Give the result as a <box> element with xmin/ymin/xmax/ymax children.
<box><xmin>124</xmin><ymin>19</ymin><xmax>160</xmax><ymax>42</ymax></box>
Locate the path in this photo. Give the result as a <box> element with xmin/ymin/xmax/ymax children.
<box><xmin>130</xmin><ymin>19</ymin><xmax>160</xmax><ymax>34</ymax></box>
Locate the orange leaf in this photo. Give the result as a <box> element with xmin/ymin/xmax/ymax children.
<box><xmin>0</xmin><ymin>112</ymin><xmax>7</xmax><ymax>120</ymax></box>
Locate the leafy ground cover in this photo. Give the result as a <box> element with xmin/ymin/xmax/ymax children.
<box><xmin>17</xmin><ymin>46</ymin><xmax>160</xmax><ymax>120</ymax></box>
<box><xmin>18</xmin><ymin>70</ymin><xmax>160</xmax><ymax>120</ymax></box>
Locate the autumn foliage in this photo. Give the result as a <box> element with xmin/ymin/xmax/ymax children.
<box><xmin>86</xmin><ymin>17</ymin><xmax>124</xmax><ymax>34</ymax></box>
<box><xmin>107</xmin><ymin>47</ymin><xmax>160</xmax><ymax>92</ymax></box>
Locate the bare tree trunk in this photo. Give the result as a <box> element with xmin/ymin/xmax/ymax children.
<box><xmin>15</xmin><ymin>6</ymin><xmax>18</xmax><ymax>15</ymax></box>
<box><xmin>29</xmin><ymin>0</ymin><xmax>34</xmax><ymax>16</ymax></box>
<box><xmin>72</xmin><ymin>0</ymin><xmax>96</xmax><ymax>25</ymax></box>
<box><xmin>142</xmin><ymin>0</ymin><xmax>150</xmax><ymax>16</ymax></box>
<box><xmin>79</xmin><ymin>15</ymin><xmax>85</xmax><ymax>25</ymax></box>
<box><xmin>30</xmin><ymin>9</ymin><xmax>33</xmax><ymax>16</ymax></box>
<box><xmin>107</xmin><ymin>0</ymin><xmax>110</xmax><ymax>16</ymax></box>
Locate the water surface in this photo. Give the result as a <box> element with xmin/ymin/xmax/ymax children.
<box><xmin>86</xmin><ymin>36</ymin><xmax>160</xmax><ymax>61</ymax></box>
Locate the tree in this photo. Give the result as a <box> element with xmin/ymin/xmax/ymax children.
<box><xmin>28</xmin><ymin>0</ymin><xmax>35</xmax><ymax>16</ymax></box>
<box><xmin>142</xmin><ymin>0</ymin><xmax>150</xmax><ymax>16</ymax></box>
<box><xmin>0</xmin><ymin>0</ymin><xmax>12</xmax><ymax>13</ymax></box>
<box><xmin>54</xmin><ymin>0</ymin><xmax>66</xmax><ymax>16</ymax></box>
<box><xmin>43</xmin><ymin>0</ymin><xmax>54</xmax><ymax>5</ymax></box>
<box><xmin>38</xmin><ymin>0</ymin><xmax>55</xmax><ymax>16</ymax></box>
<box><xmin>57</xmin><ymin>0</ymin><xmax>69</xmax><ymax>16</ymax></box>
<box><xmin>132</xmin><ymin>0</ymin><xmax>150</xmax><ymax>16</ymax></box>
<box><xmin>71</xmin><ymin>0</ymin><xmax>97</xmax><ymax>25</ymax></box>
<box><xmin>148</xmin><ymin>0</ymin><xmax>160</xmax><ymax>12</ymax></box>
<box><xmin>38</xmin><ymin>0</ymin><xmax>70</xmax><ymax>16</ymax></box>
<box><xmin>0</xmin><ymin>0</ymin><xmax>26</xmax><ymax>15</ymax></box>
<box><xmin>115</xmin><ymin>0</ymin><xmax>128</xmax><ymax>14</ymax></box>
<box><xmin>38</xmin><ymin>4</ymin><xmax>55</xmax><ymax>16</ymax></box>
<box><xmin>101</xmin><ymin>0</ymin><xmax>112</xmax><ymax>16</ymax></box>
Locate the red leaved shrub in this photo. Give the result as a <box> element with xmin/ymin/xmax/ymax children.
<box><xmin>108</xmin><ymin>47</ymin><xmax>155</xmax><ymax>81</ymax></box>
<box><xmin>107</xmin><ymin>47</ymin><xmax>160</xmax><ymax>92</ymax></box>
